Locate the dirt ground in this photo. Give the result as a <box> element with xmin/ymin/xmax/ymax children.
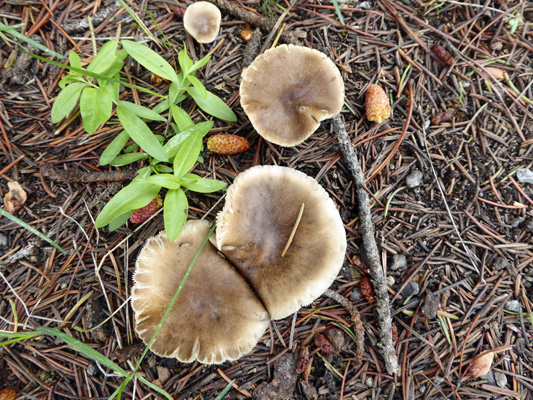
<box><xmin>1</xmin><ymin>0</ymin><xmax>532</xmax><ymax>399</ymax></box>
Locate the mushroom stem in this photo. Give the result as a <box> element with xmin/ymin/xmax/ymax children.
<box><xmin>281</xmin><ymin>203</ymin><xmax>305</xmax><ymax>258</ymax></box>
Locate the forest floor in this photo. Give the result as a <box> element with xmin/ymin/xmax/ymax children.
<box><xmin>0</xmin><ymin>0</ymin><xmax>532</xmax><ymax>399</ymax></box>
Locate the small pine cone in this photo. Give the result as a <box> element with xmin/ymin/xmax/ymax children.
<box><xmin>207</xmin><ymin>134</ymin><xmax>249</xmax><ymax>154</ymax></box>
<box><xmin>432</xmin><ymin>44</ymin><xmax>454</xmax><ymax>66</ymax></box>
<box><xmin>130</xmin><ymin>195</ymin><xmax>162</xmax><ymax>224</ymax></box>
<box><xmin>365</xmin><ymin>84</ymin><xmax>391</xmax><ymax>123</ymax></box>
<box><xmin>360</xmin><ymin>275</ymin><xmax>375</xmax><ymax>302</ymax></box>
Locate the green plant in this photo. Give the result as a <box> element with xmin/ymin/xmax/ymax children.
<box><xmin>51</xmin><ymin>40</ymin><xmax>237</xmax><ymax>240</ymax></box>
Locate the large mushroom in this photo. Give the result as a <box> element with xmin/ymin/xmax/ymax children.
<box><xmin>132</xmin><ymin>220</ymin><xmax>270</xmax><ymax>364</ymax></box>
<box><xmin>216</xmin><ymin>165</ymin><xmax>347</xmax><ymax>320</ymax></box>
<box><xmin>240</xmin><ymin>45</ymin><xmax>345</xmax><ymax>147</ymax></box>
<box><xmin>183</xmin><ymin>1</ymin><xmax>222</xmax><ymax>44</ymax></box>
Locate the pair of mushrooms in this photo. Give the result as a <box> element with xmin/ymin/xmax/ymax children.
<box><xmin>132</xmin><ymin>165</ymin><xmax>346</xmax><ymax>364</ymax></box>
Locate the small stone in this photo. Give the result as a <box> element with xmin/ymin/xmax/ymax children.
<box><xmin>0</xmin><ymin>233</ymin><xmax>7</xmax><ymax>248</ymax></box>
<box><xmin>387</xmin><ymin>276</ymin><xmax>395</xmax><ymax>286</ymax></box>
<box><xmin>509</xmin><ymin>217</ymin><xmax>524</xmax><ymax>227</ymax></box>
<box><xmin>406</xmin><ymin>170</ymin><xmax>423</xmax><ymax>188</ymax></box>
<box><xmin>365</xmin><ymin>377</ymin><xmax>373</xmax><ymax>387</ymax></box>
<box><xmin>401</xmin><ymin>281</ymin><xmax>420</xmax><ymax>298</ymax></box>
<box><xmin>516</xmin><ymin>168</ymin><xmax>533</xmax><ymax>184</ymax></box>
<box><xmin>493</xmin><ymin>257</ymin><xmax>511</xmax><ymax>271</ymax></box>
<box><xmin>349</xmin><ymin>288</ymin><xmax>363</xmax><ymax>302</ymax></box>
<box><xmin>495</xmin><ymin>372</ymin><xmax>508</xmax><ymax>388</ymax></box>
<box><xmin>485</xmin><ymin>370</ymin><xmax>496</xmax><ymax>385</ymax></box>
<box><xmin>422</xmin><ymin>291</ymin><xmax>439</xmax><ymax>319</ymax></box>
<box><xmin>505</xmin><ymin>300</ymin><xmax>522</xmax><ymax>313</ymax></box>
<box><xmin>87</xmin><ymin>363</ymin><xmax>97</xmax><ymax>376</ymax></box>
<box><xmin>391</xmin><ymin>254</ymin><xmax>407</xmax><ymax>271</ymax></box>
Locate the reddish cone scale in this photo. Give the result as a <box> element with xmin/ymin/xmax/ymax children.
<box><xmin>207</xmin><ymin>134</ymin><xmax>249</xmax><ymax>154</ymax></box>
<box><xmin>130</xmin><ymin>195</ymin><xmax>163</xmax><ymax>224</ymax></box>
<box><xmin>365</xmin><ymin>84</ymin><xmax>391</xmax><ymax>124</ymax></box>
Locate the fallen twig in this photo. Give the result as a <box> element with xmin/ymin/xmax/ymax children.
<box><xmin>61</xmin><ymin>1</ymin><xmax>121</xmax><ymax>33</ymax></box>
<box><xmin>40</xmin><ymin>163</ymin><xmax>136</xmax><ymax>183</ymax></box>
<box><xmin>331</xmin><ymin>115</ymin><xmax>399</xmax><ymax>375</ymax></box>
<box><xmin>324</xmin><ymin>289</ymin><xmax>364</xmax><ymax>369</ymax></box>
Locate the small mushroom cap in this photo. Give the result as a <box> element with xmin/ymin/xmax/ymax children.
<box><xmin>240</xmin><ymin>45</ymin><xmax>344</xmax><ymax>147</ymax></box>
<box><xmin>183</xmin><ymin>1</ymin><xmax>221</xmax><ymax>44</ymax></box>
<box><xmin>132</xmin><ymin>220</ymin><xmax>270</xmax><ymax>364</ymax></box>
<box><xmin>216</xmin><ymin>166</ymin><xmax>346</xmax><ymax>320</ymax></box>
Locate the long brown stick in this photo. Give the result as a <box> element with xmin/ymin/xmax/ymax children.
<box><xmin>331</xmin><ymin>115</ymin><xmax>399</xmax><ymax>375</ymax></box>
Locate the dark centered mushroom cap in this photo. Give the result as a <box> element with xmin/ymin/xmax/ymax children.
<box><xmin>240</xmin><ymin>45</ymin><xmax>344</xmax><ymax>147</ymax></box>
<box><xmin>132</xmin><ymin>220</ymin><xmax>270</xmax><ymax>364</ymax></box>
<box><xmin>216</xmin><ymin>166</ymin><xmax>346</xmax><ymax>320</ymax></box>
<box><xmin>183</xmin><ymin>1</ymin><xmax>221</xmax><ymax>44</ymax></box>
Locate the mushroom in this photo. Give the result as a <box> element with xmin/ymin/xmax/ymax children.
<box><xmin>183</xmin><ymin>1</ymin><xmax>221</xmax><ymax>44</ymax></box>
<box><xmin>240</xmin><ymin>45</ymin><xmax>344</xmax><ymax>147</ymax></box>
<box><xmin>216</xmin><ymin>165</ymin><xmax>346</xmax><ymax>320</ymax></box>
<box><xmin>132</xmin><ymin>220</ymin><xmax>270</xmax><ymax>364</ymax></box>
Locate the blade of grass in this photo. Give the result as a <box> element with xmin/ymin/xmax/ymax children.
<box><xmin>123</xmin><ymin>223</ymin><xmax>218</xmax><ymax>389</ymax></box>
<box><xmin>0</xmin><ymin>208</ymin><xmax>65</xmax><ymax>253</ymax></box>
<box><xmin>0</xmin><ymin>22</ymin><xmax>66</xmax><ymax>59</ymax></box>
<box><xmin>144</xmin><ymin>7</ymin><xmax>171</xmax><ymax>47</ymax></box>
<box><xmin>24</xmin><ymin>51</ymin><xmax>165</xmax><ymax>99</ymax></box>
<box><xmin>116</xmin><ymin>0</ymin><xmax>160</xmax><ymax>46</ymax></box>
<box><xmin>331</xmin><ymin>0</ymin><xmax>345</xmax><ymax>25</ymax></box>
<box><xmin>215</xmin><ymin>380</ymin><xmax>235</xmax><ymax>400</ymax></box>
<box><xmin>37</xmin><ymin>326</ymin><xmax>128</xmax><ymax>374</ymax></box>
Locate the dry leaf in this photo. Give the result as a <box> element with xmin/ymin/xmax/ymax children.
<box><xmin>3</xmin><ymin>181</ymin><xmax>27</xmax><ymax>214</ymax></box>
<box><xmin>465</xmin><ymin>351</ymin><xmax>494</xmax><ymax>378</ymax></box>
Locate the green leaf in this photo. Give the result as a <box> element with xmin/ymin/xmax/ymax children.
<box><xmin>178</xmin><ymin>48</ymin><xmax>193</xmax><ymax>74</ymax></box>
<box><xmin>145</xmin><ymin>174</ymin><xmax>181</xmax><ymax>189</ymax></box>
<box><xmin>164</xmin><ymin>188</ymin><xmax>188</xmax><ymax>242</ymax></box>
<box><xmin>100</xmin><ymin>130</ymin><xmax>129</xmax><ymax>165</ymax></box>
<box><xmin>169</xmin><ymin>80</ymin><xmax>187</xmax><ymax>105</ymax></box>
<box><xmin>37</xmin><ymin>327</ymin><xmax>127</xmax><ymax>376</ymax></box>
<box><xmin>80</xmin><ymin>87</ymin><xmax>113</xmax><ymax>134</ymax></box>
<box><xmin>180</xmin><ymin>174</ymin><xmax>227</xmax><ymax>193</ymax></box>
<box><xmin>98</xmin><ymin>73</ymin><xmax>121</xmax><ymax>103</ymax></box>
<box><xmin>187</xmin><ymin>86</ymin><xmax>237</xmax><ymax>122</ymax></box>
<box><xmin>58</xmin><ymin>74</ymin><xmax>85</xmax><ymax>88</ymax></box>
<box><xmin>94</xmin><ymin>180</ymin><xmax>161</xmax><ymax>228</ymax></box>
<box><xmin>51</xmin><ymin>82</ymin><xmax>87</xmax><ymax>123</ymax></box>
<box><xmin>173</xmin><ymin>133</ymin><xmax>203</xmax><ymax>178</ymax></box>
<box><xmin>108</xmin><ymin>210</ymin><xmax>134</xmax><ymax>232</ymax></box>
<box><xmin>189</xmin><ymin>55</ymin><xmax>211</xmax><ymax>75</ymax></box>
<box><xmin>164</xmin><ymin>121</ymin><xmax>213</xmax><ymax>159</ymax></box>
<box><xmin>103</xmin><ymin>56</ymin><xmax>125</xmax><ymax>78</ymax></box>
<box><xmin>69</xmin><ymin>50</ymin><xmax>82</xmax><ymax>69</ymax></box>
<box><xmin>87</xmin><ymin>40</ymin><xmax>119</xmax><ymax>74</ymax></box>
<box><xmin>109</xmin><ymin>153</ymin><xmax>148</xmax><ymax>166</ymax></box>
<box><xmin>170</xmin><ymin>104</ymin><xmax>194</xmax><ymax>131</ymax></box>
<box><xmin>122</xmin><ymin>40</ymin><xmax>179</xmax><ymax>82</ymax></box>
<box><xmin>119</xmin><ymin>101</ymin><xmax>166</xmax><ymax>121</ymax></box>
<box><xmin>186</xmin><ymin>75</ymin><xmax>207</xmax><ymax>98</ymax></box>
<box><xmin>155</xmin><ymin>165</ymin><xmax>173</xmax><ymax>173</ymax></box>
<box><xmin>117</xmin><ymin>105</ymin><xmax>168</xmax><ymax>162</ymax></box>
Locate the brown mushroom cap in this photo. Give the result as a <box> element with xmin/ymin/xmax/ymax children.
<box><xmin>132</xmin><ymin>220</ymin><xmax>270</xmax><ymax>364</ymax></box>
<box><xmin>240</xmin><ymin>45</ymin><xmax>344</xmax><ymax>147</ymax></box>
<box><xmin>183</xmin><ymin>1</ymin><xmax>221</xmax><ymax>44</ymax></box>
<box><xmin>216</xmin><ymin>165</ymin><xmax>346</xmax><ymax>320</ymax></box>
